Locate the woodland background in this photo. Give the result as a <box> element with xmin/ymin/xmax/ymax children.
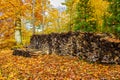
<box><xmin>0</xmin><ymin>0</ymin><xmax>120</xmax><ymax>49</ymax></box>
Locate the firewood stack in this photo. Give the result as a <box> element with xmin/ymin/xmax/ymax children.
<box><xmin>29</xmin><ymin>32</ymin><xmax>120</xmax><ymax>64</ymax></box>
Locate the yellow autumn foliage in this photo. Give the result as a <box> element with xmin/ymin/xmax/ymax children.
<box><xmin>90</xmin><ymin>0</ymin><xmax>109</xmax><ymax>28</ymax></box>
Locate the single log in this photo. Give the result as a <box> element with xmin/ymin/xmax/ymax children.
<box><xmin>13</xmin><ymin>49</ymin><xmax>31</xmax><ymax>57</ymax></box>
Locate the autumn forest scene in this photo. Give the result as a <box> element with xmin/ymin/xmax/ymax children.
<box><xmin>0</xmin><ymin>0</ymin><xmax>120</xmax><ymax>79</ymax></box>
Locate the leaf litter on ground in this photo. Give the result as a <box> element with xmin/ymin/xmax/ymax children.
<box><xmin>0</xmin><ymin>50</ymin><xmax>120</xmax><ymax>80</ymax></box>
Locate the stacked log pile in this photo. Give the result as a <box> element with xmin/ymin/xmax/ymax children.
<box><xmin>29</xmin><ymin>32</ymin><xmax>120</xmax><ymax>64</ymax></box>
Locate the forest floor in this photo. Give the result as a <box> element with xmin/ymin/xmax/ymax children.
<box><xmin>0</xmin><ymin>50</ymin><xmax>120</xmax><ymax>80</ymax></box>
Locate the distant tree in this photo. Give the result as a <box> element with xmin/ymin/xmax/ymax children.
<box><xmin>73</xmin><ymin>0</ymin><xmax>96</xmax><ymax>32</ymax></box>
<box><xmin>90</xmin><ymin>0</ymin><xmax>109</xmax><ymax>32</ymax></box>
<box><xmin>63</xmin><ymin>0</ymin><xmax>79</xmax><ymax>31</ymax></box>
<box><xmin>107</xmin><ymin>0</ymin><xmax>120</xmax><ymax>35</ymax></box>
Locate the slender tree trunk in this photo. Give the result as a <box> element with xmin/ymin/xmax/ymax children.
<box><xmin>32</xmin><ymin>0</ymin><xmax>35</xmax><ymax>34</ymax></box>
<box><xmin>41</xmin><ymin>0</ymin><xmax>45</xmax><ymax>32</ymax></box>
<box><xmin>57</xmin><ymin>11</ymin><xmax>61</xmax><ymax>32</ymax></box>
<box><xmin>69</xmin><ymin>8</ymin><xmax>72</xmax><ymax>31</ymax></box>
<box><xmin>15</xmin><ymin>18</ymin><xmax>22</xmax><ymax>45</ymax></box>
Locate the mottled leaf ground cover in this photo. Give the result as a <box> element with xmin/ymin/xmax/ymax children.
<box><xmin>0</xmin><ymin>50</ymin><xmax>120</xmax><ymax>80</ymax></box>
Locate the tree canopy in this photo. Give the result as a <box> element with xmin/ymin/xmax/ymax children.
<box><xmin>0</xmin><ymin>0</ymin><xmax>120</xmax><ymax>47</ymax></box>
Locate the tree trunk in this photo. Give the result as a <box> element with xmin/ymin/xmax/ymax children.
<box><xmin>15</xmin><ymin>18</ymin><xmax>22</xmax><ymax>45</ymax></box>
<box><xmin>32</xmin><ymin>0</ymin><xmax>35</xmax><ymax>34</ymax></box>
<box><xmin>41</xmin><ymin>0</ymin><xmax>45</xmax><ymax>32</ymax></box>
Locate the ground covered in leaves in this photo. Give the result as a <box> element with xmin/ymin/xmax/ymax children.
<box><xmin>0</xmin><ymin>50</ymin><xmax>120</xmax><ymax>80</ymax></box>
